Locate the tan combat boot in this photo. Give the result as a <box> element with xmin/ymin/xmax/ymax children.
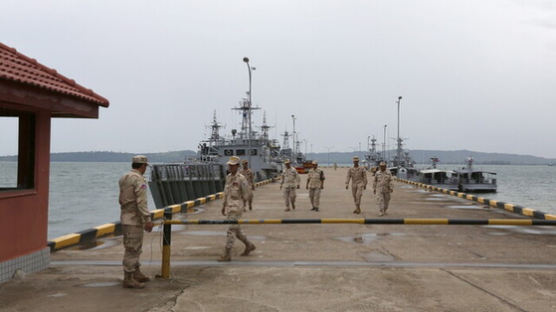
<box><xmin>241</xmin><ymin>242</ymin><xmax>256</xmax><ymax>256</ymax></box>
<box><xmin>218</xmin><ymin>247</ymin><xmax>232</xmax><ymax>262</ymax></box>
<box><xmin>134</xmin><ymin>268</ymin><xmax>150</xmax><ymax>283</ymax></box>
<box><xmin>123</xmin><ymin>271</ymin><xmax>145</xmax><ymax>289</ymax></box>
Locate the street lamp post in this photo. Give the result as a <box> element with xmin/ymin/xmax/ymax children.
<box><xmin>396</xmin><ymin>96</ymin><xmax>402</xmax><ymax>165</ymax></box>
<box><xmin>243</xmin><ymin>57</ymin><xmax>253</xmax><ymax>138</ymax></box>
<box><xmin>325</xmin><ymin>146</ymin><xmax>333</xmax><ymax>166</ymax></box>
<box><xmin>291</xmin><ymin>114</ymin><xmax>296</xmax><ymax>158</ymax></box>
<box><xmin>383</xmin><ymin>124</ymin><xmax>387</xmax><ymax>163</ymax></box>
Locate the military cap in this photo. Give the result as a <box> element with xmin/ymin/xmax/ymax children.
<box><xmin>227</xmin><ymin>156</ymin><xmax>241</xmax><ymax>165</ymax></box>
<box><xmin>312</xmin><ymin>160</ymin><xmax>318</xmax><ymax>165</ymax></box>
<box><xmin>284</xmin><ymin>159</ymin><xmax>291</xmax><ymax>164</ymax></box>
<box><xmin>352</xmin><ymin>156</ymin><xmax>359</xmax><ymax>161</ymax></box>
<box><xmin>132</xmin><ymin>155</ymin><xmax>148</xmax><ymax>164</ymax></box>
<box><xmin>379</xmin><ymin>161</ymin><xmax>387</xmax><ymax>166</ymax></box>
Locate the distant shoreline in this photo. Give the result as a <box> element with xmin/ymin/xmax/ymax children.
<box><xmin>1</xmin><ymin>149</ymin><xmax>555</xmax><ymax>165</ymax></box>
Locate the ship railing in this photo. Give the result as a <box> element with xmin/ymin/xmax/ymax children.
<box><xmin>149</xmin><ymin>163</ymin><xmax>226</xmax><ymax>208</ymax></box>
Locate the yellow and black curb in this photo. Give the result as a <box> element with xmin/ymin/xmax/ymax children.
<box><xmin>396</xmin><ymin>178</ymin><xmax>556</xmax><ymax>220</ymax></box>
<box><xmin>47</xmin><ymin>177</ymin><xmax>276</xmax><ymax>252</ymax></box>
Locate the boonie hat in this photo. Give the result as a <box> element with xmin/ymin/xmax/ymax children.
<box><xmin>227</xmin><ymin>156</ymin><xmax>241</xmax><ymax>165</ymax></box>
<box><xmin>312</xmin><ymin>160</ymin><xmax>318</xmax><ymax>165</ymax></box>
<box><xmin>284</xmin><ymin>159</ymin><xmax>291</xmax><ymax>164</ymax></box>
<box><xmin>379</xmin><ymin>161</ymin><xmax>387</xmax><ymax>166</ymax></box>
<box><xmin>353</xmin><ymin>156</ymin><xmax>359</xmax><ymax>161</ymax></box>
<box><xmin>242</xmin><ymin>159</ymin><xmax>249</xmax><ymax>164</ymax></box>
<box><xmin>132</xmin><ymin>155</ymin><xmax>148</xmax><ymax>164</ymax></box>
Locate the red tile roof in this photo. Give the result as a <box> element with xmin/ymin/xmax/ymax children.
<box><xmin>0</xmin><ymin>42</ymin><xmax>109</xmax><ymax>107</ymax></box>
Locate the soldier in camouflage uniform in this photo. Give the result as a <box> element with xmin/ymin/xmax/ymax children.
<box><xmin>373</xmin><ymin>162</ymin><xmax>394</xmax><ymax>216</ymax></box>
<box><xmin>306</xmin><ymin>160</ymin><xmax>325</xmax><ymax>211</ymax></box>
<box><xmin>280</xmin><ymin>159</ymin><xmax>300</xmax><ymax>211</ymax></box>
<box><xmin>239</xmin><ymin>159</ymin><xmax>255</xmax><ymax>211</ymax></box>
<box><xmin>219</xmin><ymin>156</ymin><xmax>256</xmax><ymax>261</ymax></box>
<box><xmin>118</xmin><ymin>155</ymin><xmax>154</xmax><ymax>289</ymax></box>
<box><xmin>345</xmin><ymin>156</ymin><xmax>367</xmax><ymax>214</ymax></box>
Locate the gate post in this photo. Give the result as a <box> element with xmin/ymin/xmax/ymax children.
<box><xmin>161</xmin><ymin>209</ymin><xmax>172</xmax><ymax>279</ymax></box>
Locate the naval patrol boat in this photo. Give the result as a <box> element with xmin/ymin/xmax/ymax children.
<box><xmin>148</xmin><ymin>58</ymin><xmax>281</xmax><ymax>208</ymax></box>
<box><xmin>196</xmin><ymin>57</ymin><xmax>282</xmax><ymax>181</ymax></box>
<box><xmin>364</xmin><ymin>136</ymin><xmax>384</xmax><ymax>168</ymax></box>
<box><xmin>452</xmin><ymin>157</ymin><xmax>497</xmax><ymax>192</ymax></box>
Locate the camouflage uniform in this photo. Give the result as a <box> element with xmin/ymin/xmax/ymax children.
<box><xmin>222</xmin><ymin>172</ymin><xmax>253</xmax><ymax>250</ymax></box>
<box><xmin>373</xmin><ymin>169</ymin><xmax>394</xmax><ymax>214</ymax></box>
<box><xmin>346</xmin><ymin>166</ymin><xmax>368</xmax><ymax>209</ymax></box>
<box><xmin>119</xmin><ymin>169</ymin><xmax>151</xmax><ymax>274</ymax></box>
<box><xmin>239</xmin><ymin>167</ymin><xmax>255</xmax><ymax>210</ymax></box>
<box><xmin>280</xmin><ymin>167</ymin><xmax>300</xmax><ymax>210</ymax></box>
<box><xmin>306</xmin><ymin>167</ymin><xmax>325</xmax><ymax>209</ymax></box>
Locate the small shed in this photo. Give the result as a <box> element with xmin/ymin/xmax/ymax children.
<box><xmin>0</xmin><ymin>42</ymin><xmax>109</xmax><ymax>283</ymax></box>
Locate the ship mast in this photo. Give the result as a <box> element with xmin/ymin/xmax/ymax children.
<box><xmin>233</xmin><ymin>57</ymin><xmax>259</xmax><ymax>139</ymax></box>
<box><xmin>209</xmin><ymin>110</ymin><xmax>222</xmax><ymax>142</ymax></box>
<box><xmin>281</xmin><ymin>130</ymin><xmax>291</xmax><ymax>149</ymax></box>
<box><xmin>261</xmin><ymin>111</ymin><xmax>270</xmax><ymax>140</ymax></box>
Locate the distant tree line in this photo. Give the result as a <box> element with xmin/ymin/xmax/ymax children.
<box><xmin>1</xmin><ymin>149</ymin><xmax>554</xmax><ymax>165</ymax></box>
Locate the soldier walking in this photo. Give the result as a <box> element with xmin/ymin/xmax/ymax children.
<box><xmin>306</xmin><ymin>161</ymin><xmax>325</xmax><ymax>211</ymax></box>
<box><xmin>373</xmin><ymin>162</ymin><xmax>394</xmax><ymax>216</ymax></box>
<box><xmin>118</xmin><ymin>155</ymin><xmax>154</xmax><ymax>289</ymax></box>
<box><xmin>239</xmin><ymin>159</ymin><xmax>255</xmax><ymax>211</ymax></box>
<box><xmin>219</xmin><ymin>156</ymin><xmax>256</xmax><ymax>261</ymax></box>
<box><xmin>345</xmin><ymin>156</ymin><xmax>367</xmax><ymax>214</ymax></box>
<box><xmin>280</xmin><ymin>159</ymin><xmax>300</xmax><ymax>211</ymax></box>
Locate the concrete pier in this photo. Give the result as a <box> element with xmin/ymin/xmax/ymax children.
<box><xmin>2</xmin><ymin>168</ymin><xmax>556</xmax><ymax>311</ymax></box>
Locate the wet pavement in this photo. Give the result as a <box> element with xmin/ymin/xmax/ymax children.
<box><xmin>2</xmin><ymin>167</ymin><xmax>556</xmax><ymax>311</ymax></box>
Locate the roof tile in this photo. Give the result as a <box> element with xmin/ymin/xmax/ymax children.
<box><xmin>0</xmin><ymin>42</ymin><xmax>109</xmax><ymax>107</ymax></box>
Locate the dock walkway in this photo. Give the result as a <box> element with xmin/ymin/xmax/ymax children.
<box><xmin>2</xmin><ymin>168</ymin><xmax>556</xmax><ymax>311</ymax></box>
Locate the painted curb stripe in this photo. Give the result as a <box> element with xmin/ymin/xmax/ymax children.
<box><xmin>52</xmin><ymin>233</ymin><xmax>81</xmax><ymax>250</ymax></box>
<box><xmin>47</xmin><ymin>177</ymin><xmax>276</xmax><ymax>251</ymax></box>
<box><xmin>95</xmin><ymin>223</ymin><xmax>116</xmax><ymax>237</ymax></box>
<box><xmin>395</xmin><ymin>178</ymin><xmax>552</xmax><ymax>220</ymax></box>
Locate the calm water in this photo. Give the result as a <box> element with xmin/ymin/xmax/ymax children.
<box><xmin>1</xmin><ymin>161</ymin><xmax>555</xmax><ymax>239</ymax></box>
<box><xmin>0</xmin><ymin>161</ymin><xmax>155</xmax><ymax>239</ymax></box>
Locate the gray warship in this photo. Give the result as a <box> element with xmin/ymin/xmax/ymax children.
<box><xmin>364</xmin><ymin>136</ymin><xmax>384</xmax><ymax>168</ymax></box>
<box><xmin>196</xmin><ymin>57</ymin><xmax>282</xmax><ymax>180</ymax></box>
<box><xmin>148</xmin><ymin>57</ymin><xmax>281</xmax><ymax>208</ymax></box>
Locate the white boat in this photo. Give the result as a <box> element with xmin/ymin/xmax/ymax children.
<box><xmin>453</xmin><ymin>157</ymin><xmax>497</xmax><ymax>193</ymax></box>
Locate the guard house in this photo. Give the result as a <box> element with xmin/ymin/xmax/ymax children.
<box><xmin>0</xmin><ymin>42</ymin><xmax>109</xmax><ymax>283</ymax></box>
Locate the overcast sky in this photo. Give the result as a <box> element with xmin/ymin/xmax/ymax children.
<box><xmin>1</xmin><ymin>0</ymin><xmax>555</xmax><ymax>158</ymax></box>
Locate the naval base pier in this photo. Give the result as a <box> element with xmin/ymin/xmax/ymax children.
<box><xmin>2</xmin><ymin>168</ymin><xmax>556</xmax><ymax>311</ymax></box>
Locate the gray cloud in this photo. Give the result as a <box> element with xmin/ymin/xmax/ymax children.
<box><xmin>1</xmin><ymin>0</ymin><xmax>555</xmax><ymax>158</ymax></box>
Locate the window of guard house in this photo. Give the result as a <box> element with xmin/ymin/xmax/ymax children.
<box><xmin>0</xmin><ymin>112</ymin><xmax>35</xmax><ymax>191</ymax></box>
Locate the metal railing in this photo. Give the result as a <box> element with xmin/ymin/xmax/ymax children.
<box><xmin>149</xmin><ymin>163</ymin><xmax>226</xmax><ymax>208</ymax></box>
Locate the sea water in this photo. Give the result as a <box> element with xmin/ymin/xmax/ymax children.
<box><xmin>1</xmin><ymin>161</ymin><xmax>555</xmax><ymax>239</ymax></box>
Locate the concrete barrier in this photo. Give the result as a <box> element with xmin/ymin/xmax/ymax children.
<box><xmin>395</xmin><ymin>178</ymin><xmax>556</xmax><ymax>220</ymax></box>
